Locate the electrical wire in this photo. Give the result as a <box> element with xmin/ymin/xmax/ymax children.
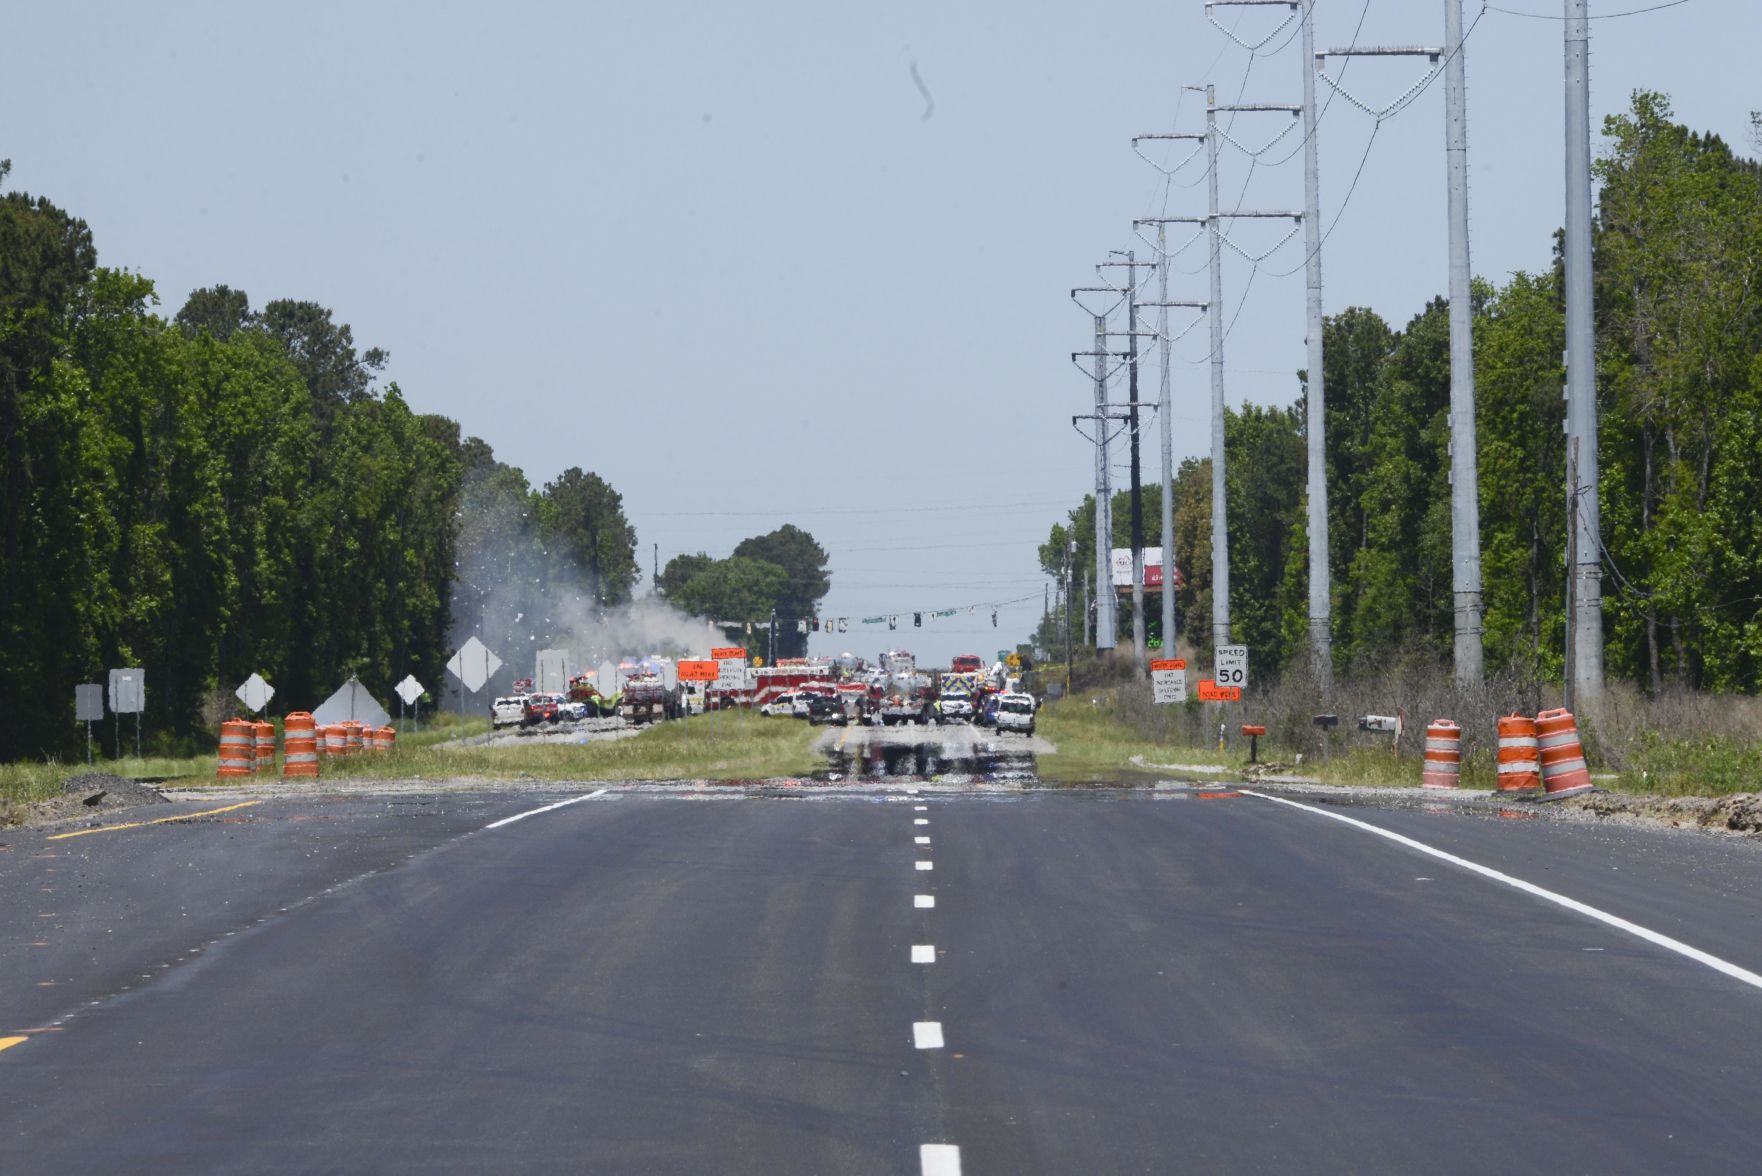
<box><xmin>1488</xmin><ymin>0</ymin><xmax>1690</xmax><ymax>18</ymax></box>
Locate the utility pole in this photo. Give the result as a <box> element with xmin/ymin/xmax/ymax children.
<box><xmin>1563</xmin><ymin>0</ymin><xmax>1603</xmax><ymax>709</ymax></box>
<box><xmin>1065</xmin><ymin>539</ymin><xmax>1075</xmax><ymax>692</ymax></box>
<box><xmin>1070</xmin><ymin>303</ymin><xmax>1122</xmax><ymax>650</ymax></box>
<box><xmin>1444</xmin><ymin>0</ymin><xmax>1484</xmax><ymax>688</ymax></box>
<box><xmin>1318</xmin><ymin>32</ymin><xmax>1492</xmax><ymax>683</ymax></box>
<box><xmin>1213</xmin><ymin>0</ymin><xmax>1331</xmax><ymax>689</ymax></box>
<box><xmin>1301</xmin><ymin>0</ymin><xmax>1332</xmax><ymax>688</ymax></box>
<box><xmin>1205</xmin><ymin>84</ymin><xmax>1230</xmax><ymax>655</ymax></box>
<box><xmin>1099</xmin><ymin>253</ymin><xmax>1158</xmax><ymax>675</ymax></box>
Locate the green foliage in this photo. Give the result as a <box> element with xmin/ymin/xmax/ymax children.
<box><xmin>537</xmin><ymin>467</ymin><xmax>640</xmax><ymax>607</ymax></box>
<box><xmin>1036</xmin><ymin>91</ymin><xmax>1762</xmax><ymax>698</ymax></box>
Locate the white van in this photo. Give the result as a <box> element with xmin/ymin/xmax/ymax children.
<box><xmin>995</xmin><ymin>693</ymin><xmax>1036</xmax><ymax>736</ymax></box>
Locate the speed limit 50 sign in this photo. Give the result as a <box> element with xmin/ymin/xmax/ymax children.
<box><xmin>1215</xmin><ymin>645</ymin><xmax>1248</xmax><ymax>691</ymax></box>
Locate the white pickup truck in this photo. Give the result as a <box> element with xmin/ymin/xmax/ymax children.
<box><xmin>994</xmin><ymin>693</ymin><xmax>1037</xmax><ymax>736</ymax></box>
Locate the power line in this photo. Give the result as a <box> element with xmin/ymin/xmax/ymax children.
<box><xmin>1488</xmin><ymin>0</ymin><xmax>1690</xmax><ymax>17</ymax></box>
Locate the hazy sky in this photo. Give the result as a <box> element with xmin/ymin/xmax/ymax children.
<box><xmin>6</xmin><ymin>1</ymin><xmax>1754</xmax><ymax>666</ymax></box>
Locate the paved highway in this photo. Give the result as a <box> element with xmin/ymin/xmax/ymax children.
<box><xmin>3</xmin><ymin>783</ymin><xmax>1762</xmax><ymax>1172</ymax></box>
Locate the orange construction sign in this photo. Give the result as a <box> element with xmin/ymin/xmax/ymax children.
<box><xmin>1150</xmin><ymin>658</ymin><xmax>1186</xmax><ymax>672</ymax></box>
<box><xmin>1197</xmin><ymin>679</ymin><xmax>1242</xmax><ymax>702</ymax></box>
<box><xmin>711</xmin><ymin>646</ymin><xmax>747</xmax><ymax>661</ymax></box>
<box><xmin>677</xmin><ymin>659</ymin><xmax>719</xmax><ymax>682</ymax></box>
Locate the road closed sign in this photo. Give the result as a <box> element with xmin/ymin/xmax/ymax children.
<box><xmin>1197</xmin><ymin>678</ymin><xmax>1242</xmax><ymax>703</ymax></box>
<box><xmin>677</xmin><ymin>659</ymin><xmax>719</xmax><ymax>682</ymax></box>
<box><xmin>1150</xmin><ymin>658</ymin><xmax>1187</xmax><ymax>705</ymax></box>
<box><xmin>1215</xmin><ymin>645</ymin><xmax>1248</xmax><ymax>691</ymax></box>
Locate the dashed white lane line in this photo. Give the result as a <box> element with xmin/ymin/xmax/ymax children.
<box><xmin>1241</xmin><ymin>789</ymin><xmax>1762</xmax><ymax>993</ymax></box>
<box><xmin>914</xmin><ymin>805</ymin><xmax>928</xmax><ymax>812</ymax></box>
<box><xmin>914</xmin><ymin>818</ymin><xmax>930</xmax><ymax>825</ymax></box>
<box><xmin>916</xmin><ymin>861</ymin><xmax>934</xmax><ymax>871</ymax></box>
<box><xmin>912</xmin><ymin>944</ymin><xmax>936</xmax><ymax>964</ymax></box>
<box><xmin>915</xmin><ymin>895</ymin><xmax>936</xmax><ymax>909</ymax></box>
<box><xmin>482</xmin><ymin>790</ymin><xmax>609</xmax><ymax>830</ymax></box>
<box><xmin>913</xmin><ymin>1022</ymin><xmax>944</xmax><ymax>1049</ymax></box>
<box><xmin>920</xmin><ymin>1143</ymin><xmax>962</xmax><ymax>1175</ymax></box>
<box><xmin>914</xmin><ymin>836</ymin><xmax>931</xmax><ymax>845</ymax></box>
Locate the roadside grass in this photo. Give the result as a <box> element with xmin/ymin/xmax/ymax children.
<box><xmin>1036</xmin><ymin>693</ymin><xmax>1239</xmax><ymax>783</ymax></box>
<box><xmin>201</xmin><ymin>709</ymin><xmax>823</xmax><ymax>785</ymax></box>
<box><xmin>0</xmin><ymin>712</ymin><xmax>491</xmax><ymax>812</ymax></box>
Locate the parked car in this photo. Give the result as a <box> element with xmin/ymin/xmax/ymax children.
<box><xmin>805</xmin><ymin>691</ymin><xmax>846</xmax><ymax>725</ymax></box>
<box><xmin>558</xmin><ymin>699</ymin><xmax>590</xmax><ymax>722</ymax></box>
<box><xmin>791</xmin><ymin>692</ymin><xmax>814</xmax><ymax>719</ymax></box>
<box><xmin>492</xmin><ymin>696</ymin><xmax>527</xmax><ymax>728</ymax></box>
<box><xmin>761</xmin><ymin>692</ymin><xmax>799</xmax><ymax>717</ymax></box>
<box><xmin>522</xmin><ymin>693</ymin><xmax>560</xmax><ymax>725</ymax></box>
<box><xmin>995</xmin><ymin>693</ymin><xmax>1036</xmax><ymax>736</ymax></box>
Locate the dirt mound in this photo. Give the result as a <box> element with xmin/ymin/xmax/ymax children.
<box><xmin>1572</xmin><ymin>790</ymin><xmax>1762</xmax><ymax>835</ymax></box>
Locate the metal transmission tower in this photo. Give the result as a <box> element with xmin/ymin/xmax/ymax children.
<box><xmin>1319</xmin><ymin>9</ymin><xmax>1483</xmax><ymax>687</ymax></box>
<box><xmin>1131</xmin><ymin>125</ymin><xmax>1210</xmax><ymax>664</ymax></box>
<box><xmin>1198</xmin><ymin>85</ymin><xmax>1304</xmax><ymax>654</ymax></box>
<box><xmin>1071</xmin><ymin>290</ymin><xmax>1128</xmax><ymax>651</ymax></box>
<box><xmin>1214</xmin><ymin>0</ymin><xmax>1332</xmax><ymax>692</ymax></box>
<box><xmin>1097</xmin><ymin>253</ymin><xmax>1159</xmax><ymax>674</ymax></box>
<box><xmin>1563</xmin><ymin>0</ymin><xmax>1603</xmax><ymax>709</ymax></box>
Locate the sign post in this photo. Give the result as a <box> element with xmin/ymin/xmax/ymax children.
<box><xmin>108</xmin><ymin>668</ymin><xmax>145</xmax><ymax>759</ymax></box>
<box><xmin>75</xmin><ymin>684</ymin><xmax>104</xmax><ymax>764</ymax></box>
<box><xmin>446</xmin><ymin>638</ymin><xmax>502</xmax><ymax>722</ymax></box>
<box><xmin>1214</xmin><ymin>645</ymin><xmax>1249</xmax><ymax>692</ymax></box>
<box><xmin>396</xmin><ymin>675</ymin><xmax>426</xmax><ymax>731</ymax></box>
<box><xmin>236</xmin><ymin>673</ymin><xmax>275</xmax><ymax>715</ymax></box>
<box><xmin>1150</xmin><ymin>658</ymin><xmax>1187</xmax><ymax>705</ymax></box>
<box><xmin>678</xmin><ymin>660</ymin><xmax>718</xmax><ymax>750</ymax></box>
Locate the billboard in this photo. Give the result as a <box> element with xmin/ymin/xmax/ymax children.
<box><xmin>1110</xmin><ymin>548</ymin><xmax>1180</xmax><ymax>590</ymax></box>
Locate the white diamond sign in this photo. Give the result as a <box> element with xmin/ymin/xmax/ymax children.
<box><xmin>447</xmin><ymin>637</ymin><xmax>502</xmax><ymax>694</ymax></box>
<box><xmin>395</xmin><ymin>675</ymin><xmax>425</xmax><ymax>706</ymax></box>
<box><xmin>236</xmin><ymin>673</ymin><xmax>275</xmax><ymax>713</ymax></box>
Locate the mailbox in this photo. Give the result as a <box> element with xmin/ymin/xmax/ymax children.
<box><xmin>1359</xmin><ymin>714</ymin><xmax>1400</xmax><ymax>734</ymax></box>
<box><xmin>1240</xmin><ymin>725</ymin><xmax>1266</xmax><ymax>737</ymax></box>
<box><xmin>1313</xmin><ymin>714</ymin><xmax>1339</xmax><ymax>730</ymax></box>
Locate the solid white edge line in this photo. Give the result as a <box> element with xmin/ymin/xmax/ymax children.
<box><xmin>482</xmin><ymin>790</ymin><xmax>609</xmax><ymax>830</ymax></box>
<box><xmin>912</xmin><ymin>944</ymin><xmax>935</xmax><ymax>963</ymax></box>
<box><xmin>920</xmin><ymin>1143</ymin><xmax>962</xmax><ymax>1175</ymax></box>
<box><xmin>912</xmin><ymin>1021</ymin><xmax>944</xmax><ymax>1049</ymax></box>
<box><xmin>1239</xmin><ymin>789</ymin><xmax>1762</xmax><ymax>993</ymax></box>
<box><xmin>915</xmin><ymin>895</ymin><xmax>936</xmax><ymax>908</ymax></box>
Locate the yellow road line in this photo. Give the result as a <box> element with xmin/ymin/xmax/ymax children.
<box><xmin>0</xmin><ymin>1037</ymin><xmax>27</xmax><ymax>1053</ymax></box>
<box><xmin>47</xmin><ymin>800</ymin><xmax>262</xmax><ymax>841</ymax></box>
<box><xmin>836</xmin><ymin>729</ymin><xmax>850</xmax><ymax>753</ymax></box>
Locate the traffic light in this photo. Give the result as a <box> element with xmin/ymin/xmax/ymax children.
<box><xmin>913</xmin><ymin>612</ymin><xmax>922</xmax><ymax>628</ymax></box>
<box><xmin>991</xmin><ymin>610</ymin><xmax>998</xmax><ymax>627</ymax></box>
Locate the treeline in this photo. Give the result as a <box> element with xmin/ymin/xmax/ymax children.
<box><xmin>1040</xmin><ymin>93</ymin><xmax>1762</xmax><ymax>693</ymax></box>
<box><xmin>659</xmin><ymin>525</ymin><xmax>832</xmax><ymax>660</ymax></box>
<box><xmin>0</xmin><ymin>170</ymin><xmax>639</xmax><ymax>760</ymax></box>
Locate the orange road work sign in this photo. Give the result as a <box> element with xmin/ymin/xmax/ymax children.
<box><xmin>1197</xmin><ymin>679</ymin><xmax>1242</xmax><ymax>702</ymax></box>
<box><xmin>677</xmin><ymin>660</ymin><xmax>719</xmax><ymax>682</ymax></box>
<box><xmin>711</xmin><ymin>647</ymin><xmax>747</xmax><ymax>661</ymax></box>
<box><xmin>1150</xmin><ymin>658</ymin><xmax>1186</xmax><ymax>672</ymax></box>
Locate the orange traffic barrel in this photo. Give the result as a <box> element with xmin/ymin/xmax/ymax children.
<box><xmin>343</xmin><ymin>721</ymin><xmax>365</xmax><ymax>755</ymax></box>
<box><xmin>218</xmin><ymin>720</ymin><xmax>255</xmax><ymax>777</ymax></box>
<box><xmin>1496</xmin><ymin>714</ymin><xmax>1541</xmax><ymax>793</ymax></box>
<box><xmin>368</xmin><ymin>726</ymin><xmax>395</xmax><ymax>752</ymax></box>
<box><xmin>283</xmin><ymin>712</ymin><xmax>319</xmax><ymax>778</ymax></box>
<box><xmin>1537</xmin><ymin>708</ymin><xmax>1594</xmax><ymax>799</ymax></box>
<box><xmin>322</xmin><ymin>725</ymin><xmax>346</xmax><ymax>756</ymax></box>
<box><xmin>253</xmin><ymin>720</ymin><xmax>276</xmax><ymax>773</ymax></box>
<box><xmin>1422</xmin><ymin>719</ymin><xmax>1461</xmax><ymax>789</ymax></box>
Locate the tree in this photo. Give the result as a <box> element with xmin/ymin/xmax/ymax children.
<box><xmin>659</xmin><ymin>553</ymin><xmax>714</xmax><ymax>600</ymax></box>
<box><xmin>673</xmin><ymin>556</ymin><xmax>790</xmax><ymax>654</ymax></box>
<box><xmin>175</xmin><ymin>285</ymin><xmax>253</xmax><ymax>340</ymax></box>
<box><xmin>732</xmin><ymin>524</ymin><xmax>830</xmax><ymax>657</ymax></box>
<box><xmin>537</xmin><ymin>467</ymin><xmax>640</xmax><ymax>607</ymax></box>
<box><xmin>256</xmin><ymin>299</ymin><xmax>388</xmax><ymax>421</ymax></box>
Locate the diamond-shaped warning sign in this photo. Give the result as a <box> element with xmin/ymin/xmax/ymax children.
<box><xmin>447</xmin><ymin>637</ymin><xmax>502</xmax><ymax>694</ymax></box>
<box><xmin>236</xmin><ymin>673</ymin><xmax>275</xmax><ymax>713</ymax></box>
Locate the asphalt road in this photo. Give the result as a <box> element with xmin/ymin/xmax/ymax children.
<box><xmin>3</xmin><ymin>783</ymin><xmax>1762</xmax><ymax>1173</ymax></box>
